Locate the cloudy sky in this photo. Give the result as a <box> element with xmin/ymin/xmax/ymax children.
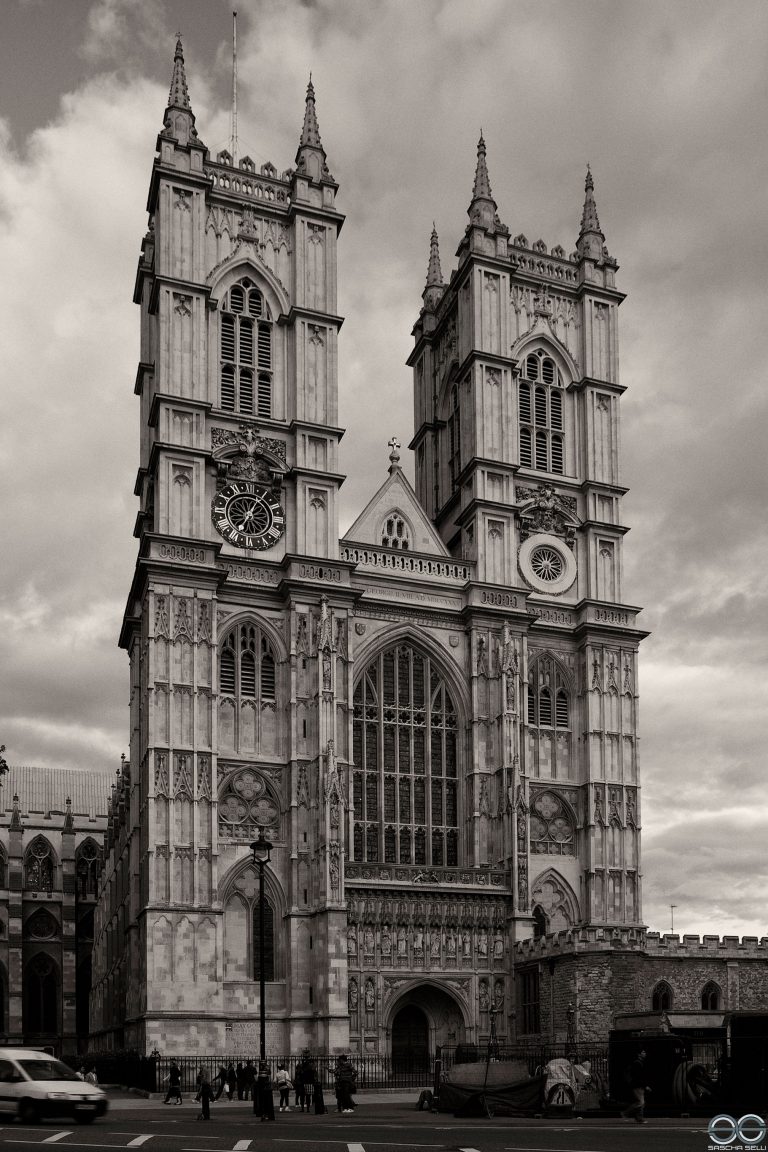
<box><xmin>1</xmin><ymin>0</ymin><xmax>767</xmax><ymax>940</ymax></box>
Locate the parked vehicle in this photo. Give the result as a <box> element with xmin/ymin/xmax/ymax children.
<box><xmin>0</xmin><ymin>1049</ymin><xmax>108</xmax><ymax>1124</ymax></box>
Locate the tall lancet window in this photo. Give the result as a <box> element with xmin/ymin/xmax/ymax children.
<box><xmin>220</xmin><ymin>278</ymin><xmax>273</xmax><ymax>418</ymax></box>
<box><xmin>351</xmin><ymin>644</ymin><xmax>460</xmax><ymax>868</ymax></box>
<box><xmin>518</xmin><ymin>350</ymin><xmax>565</xmax><ymax>474</ymax></box>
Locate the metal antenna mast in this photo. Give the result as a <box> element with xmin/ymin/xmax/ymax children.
<box><xmin>231</xmin><ymin>10</ymin><xmax>238</xmax><ymax>163</ymax></box>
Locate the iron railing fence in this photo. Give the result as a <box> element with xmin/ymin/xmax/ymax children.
<box><xmin>88</xmin><ymin>1053</ymin><xmax>434</xmax><ymax>1094</ymax></box>
<box><xmin>436</xmin><ymin>1042</ymin><xmax>610</xmax><ymax>1112</ymax></box>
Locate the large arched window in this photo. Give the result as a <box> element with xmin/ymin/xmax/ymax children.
<box><xmin>24</xmin><ymin>954</ymin><xmax>58</xmax><ymax>1034</ymax></box>
<box><xmin>652</xmin><ymin>981</ymin><xmax>673</xmax><ymax>1012</ymax></box>
<box><xmin>218</xmin><ymin>621</ymin><xmax>278</xmax><ymax>754</ymax></box>
<box><xmin>222</xmin><ymin>867</ymin><xmax>280</xmax><ymax>982</ymax></box>
<box><xmin>220</xmin><ymin>278</ymin><xmax>273</xmax><ymax>418</ymax></box>
<box><xmin>519</xmin><ymin>350</ymin><xmax>565</xmax><ymax>474</ymax></box>
<box><xmin>76</xmin><ymin>840</ymin><xmax>100</xmax><ymax>900</ymax></box>
<box><xmin>351</xmin><ymin>643</ymin><xmax>460</xmax><ymax>867</ymax></box>
<box><xmin>24</xmin><ymin>837</ymin><xmax>55</xmax><ymax>893</ymax></box>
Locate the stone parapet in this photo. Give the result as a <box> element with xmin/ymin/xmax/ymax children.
<box><xmin>515</xmin><ymin>928</ymin><xmax>768</xmax><ymax>962</ymax></box>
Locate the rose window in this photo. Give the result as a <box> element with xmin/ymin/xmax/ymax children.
<box><xmin>529</xmin><ymin>791</ymin><xmax>575</xmax><ymax>855</ymax></box>
<box><xmin>530</xmin><ymin>546</ymin><xmax>564</xmax><ymax>582</ymax></box>
<box><xmin>218</xmin><ymin>769</ymin><xmax>279</xmax><ymax>841</ymax></box>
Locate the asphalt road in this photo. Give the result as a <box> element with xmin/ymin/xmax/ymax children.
<box><xmin>0</xmin><ymin>1094</ymin><xmax>729</xmax><ymax>1152</ymax></box>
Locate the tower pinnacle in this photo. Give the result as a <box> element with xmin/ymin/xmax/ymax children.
<box><xmin>577</xmin><ymin>164</ymin><xmax>605</xmax><ymax>260</ymax></box>
<box><xmin>423</xmin><ymin>224</ymin><xmax>444</xmax><ymax>311</ymax></box>
<box><xmin>464</xmin><ymin>132</ymin><xmax>506</xmax><ymax>242</ymax></box>
<box><xmin>162</xmin><ymin>35</ymin><xmax>201</xmax><ymax>146</ymax></box>
<box><xmin>294</xmin><ymin>74</ymin><xmax>333</xmax><ymax>185</ymax></box>
<box><xmin>471</xmin><ymin>132</ymin><xmax>495</xmax><ymax>208</ymax></box>
<box><xmin>167</xmin><ymin>37</ymin><xmax>191</xmax><ymax>112</ymax></box>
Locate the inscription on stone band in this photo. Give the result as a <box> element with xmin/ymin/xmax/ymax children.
<box><xmin>225</xmin><ymin>563</ymin><xmax>279</xmax><ymax>584</ymax></box>
<box><xmin>158</xmin><ymin>543</ymin><xmax>207</xmax><ymax>564</ymax></box>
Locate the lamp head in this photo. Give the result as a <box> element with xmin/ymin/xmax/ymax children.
<box><xmin>250</xmin><ymin>827</ymin><xmax>272</xmax><ymax>866</ymax></box>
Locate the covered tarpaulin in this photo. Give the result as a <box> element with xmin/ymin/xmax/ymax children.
<box><xmin>437</xmin><ymin>1060</ymin><xmax>546</xmax><ymax>1116</ymax></box>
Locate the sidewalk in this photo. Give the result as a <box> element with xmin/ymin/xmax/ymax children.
<box><xmin>106</xmin><ymin>1088</ymin><xmax>424</xmax><ymax>1108</ymax></box>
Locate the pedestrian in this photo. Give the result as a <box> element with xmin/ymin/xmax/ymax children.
<box><xmin>85</xmin><ymin>1065</ymin><xmax>98</xmax><ymax>1086</ymax></box>
<box><xmin>163</xmin><ymin>1060</ymin><xmax>183</xmax><ymax>1105</ymax></box>
<box><xmin>244</xmin><ymin>1059</ymin><xmax>256</xmax><ymax>1101</ymax></box>
<box><xmin>236</xmin><ymin>1061</ymin><xmax>245</xmax><ymax>1101</ymax></box>
<box><xmin>334</xmin><ymin>1055</ymin><xmax>357</xmax><ymax>1113</ymax></box>
<box><xmin>226</xmin><ymin>1062</ymin><xmax>236</xmax><ymax>1101</ymax></box>
<box><xmin>275</xmin><ymin>1062</ymin><xmax>291</xmax><ymax>1112</ymax></box>
<box><xmin>197</xmin><ymin>1067</ymin><xmax>212</xmax><ymax>1121</ymax></box>
<box><xmin>212</xmin><ymin>1062</ymin><xmax>228</xmax><ymax>1101</ymax></box>
<box><xmin>621</xmin><ymin>1048</ymin><xmax>650</xmax><ymax>1124</ymax></box>
<box><xmin>294</xmin><ymin>1051</ymin><xmax>314</xmax><ymax>1112</ymax></box>
<box><xmin>254</xmin><ymin>1060</ymin><xmax>274</xmax><ymax>1121</ymax></box>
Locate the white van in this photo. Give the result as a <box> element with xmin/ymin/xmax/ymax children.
<box><xmin>0</xmin><ymin>1049</ymin><xmax>108</xmax><ymax>1124</ymax></box>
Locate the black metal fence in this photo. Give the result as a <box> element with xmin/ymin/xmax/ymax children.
<box><xmin>437</xmin><ymin>1042</ymin><xmax>610</xmax><ymax>1112</ymax></box>
<box><xmin>87</xmin><ymin>1052</ymin><xmax>434</xmax><ymax>1094</ymax></box>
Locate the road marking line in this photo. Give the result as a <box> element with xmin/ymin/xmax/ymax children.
<box><xmin>459</xmin><ymin>1147</ymin><xmax>482</xmax><ymax>1151</ymax></box>
<box><xmin>127</xmin><ymin>1140</ymin><xmax>153</xmax><ymax>1148</ymax></box>
<box><xmin>233</xmin><ymin>1143</ymin><xmax>251</xmax><ymax>1151</ymax></box>
<box><xmin>43</xmin><ymin>1136</ymin><xmax>72</xmax><ymax>1145</ymax></box>
<box><xmin>348</xmin><ymin>1145</ymin><xmax>366</xmax><ymax>1152</ymax></box>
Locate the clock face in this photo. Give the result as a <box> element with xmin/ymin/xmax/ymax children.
<box><xmin>212</xmin><ymin>482</ymin><xmax>285</xmax><ymax>550</ymax></box>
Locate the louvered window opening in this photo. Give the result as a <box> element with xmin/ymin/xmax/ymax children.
<box><xmin>351</xmin><ymin>644</ymin><xmax>459</xmax><ymax>867</ymax></box>
<box><xmin>220</xmin><ymin>278</ymin><xmax>273</xmax><ymax>418</ymax></box>
<box><xmin>252</xmin><ymin>899</ymin><xmax>275</xmax><ymax>980</ymax></box>
<box><xmin>381</xmin><ymin>515</ymin><xmax>411</xmax><ymax>550</ymax></box>
<box><xmin>448</xmin><ymin>383</ymin><xmax>462</xmax><ymax>493</ymax></box>
<box><xmin>527</xmin><ymin>659</ymin><xmax>571</xmax><ymax>730</ymax></box>
<box><xmin>519</xmin><ymin>351</ymin><xmax>564</xmax><ymax>474</ymax></box>
<box><xmin>219</xmin><ymin>623</ymin><xmax>277</xmax><ymax>703</ymax></box>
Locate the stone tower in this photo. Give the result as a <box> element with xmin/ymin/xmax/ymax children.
<box><xmin>91</xmin><ymin>43</ymin><xmax>350</xmax><ymax>1053</ymax></box>
<box><xmin>409</xmin><ymin>142</ymin><xmax>646</xmax><ymax>942</ymax></box>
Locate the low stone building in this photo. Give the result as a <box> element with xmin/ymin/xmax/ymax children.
<box><xmin>514</xmin><ymin>928</ymin><xmax>768</xmax><ymax>1044</ymax></box>
<box><xmin>0</xmin><ymin>765</ymin><xmax>114</xmax><ymax>1056</ymax></box>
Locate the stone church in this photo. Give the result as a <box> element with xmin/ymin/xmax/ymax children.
<box><xmin>89</xmin><ymin>38</ymin><xmax>767</xmax><ymax>1061</ymax></box>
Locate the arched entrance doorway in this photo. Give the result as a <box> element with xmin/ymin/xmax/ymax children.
<box><xmin>392</xmin><ymin>1004</ymin><xmax>429</xmax><ymax>1072</ymax></box>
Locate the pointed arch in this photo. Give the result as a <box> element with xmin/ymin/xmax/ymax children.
<box><xmin>208</xmin><ymin>253</ymin><xmax>290</xmax><ymax>318</ymax></box>
<box><xmin>378</xmin><ymin>507</ymin><xmax>414</xmax><ymax>551</ymax></box>
<box><xmin>530</xmin><ymin>867</ymin><xmax>580</xmax><ymax>931</ymax></box>
<box><xmin>76</xmin><ymin>837</ymin><xmax>101</xmax><ymax>900</ymax></box>
<box><xmin>511</xmin><ymin>330</ymin><xmax>578</xmax><ymax>384</ymax></box>
<box><xmin>219</xmin><ymin>854</ymin><xmax>286</xmax><ymax>981</ymax></box>
<box><xmin>383</xmin><ymin>976</ymin><xmax>471</xmax><ymax>1032</ymax></box>
<box><xmin>351</xmin><ymin>633</ymin><xmax>466</xmax><ymax>868</ymax></box>
<box><xmin>24</xmin><ymin>836</ymin><xmax>57</xmax><ymax>892</ymax></box>
<box><xmin>652</xmin><ymin>980</ymin><xmax>673</xmax><ymax>1012</ymax></box>
<box><xmin>701</xmin><ymin>981</ymin><xmax>721</xmax><ymax>1010</ymax></box>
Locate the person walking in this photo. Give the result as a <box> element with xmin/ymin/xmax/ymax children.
<box><xmin>235</xmin><ymin>1061</ymin><xmax>245</xmax><ymax>1101</ymax></box>
<box><xmin>226</xmin><ymin>1063</ymin><xmax>236</xmax><ymax>1101</ymax></box>
<box><xmin>197</xmin><ymin>1067</ymin><xmax>212</xmax><ymax>1121</ymax></box>
<box><xmin>334</xmin><ymin>1055</ymin><xmax>357</xmax><ymax>1113</ymax></box>
<box><xmin>313</xmin><ymin>1065</ymin><xmax>326</xmax><ymax>1116</ymax></box>
<box><xmin>275</xmin><ymin>1062</ymin><xmax>291</xmax><ymax>1112</ymax></box>
<box><xmin>622</xmin><ymin>1048</ymin><xmax>650</xmax><ymax>1124</ymax></box>
<box><xmin>254</xmin><ymin>1061</ymin><xmax>275</xmax><ymax>1121</ymax></box>
<box><xmin>212</xmin><ymin>1063</ymin><xmax>228</xmax><ymax>1101</ymax></box>
<box><xmin>294</xmin><ymin>1052</ymin><xmax>314</xmax><ymax>1112</ymax></box>
<box><xmin>163</xmin><ymin>1061</ymin><xmax>183</xmax><ymax>1105</ymax></box>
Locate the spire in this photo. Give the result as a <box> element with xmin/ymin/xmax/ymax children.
<box><xmin>293</xmin><ymin>74</ymin><xmax>333</xmax><ymax>186</ymax></box>
<box><xmin>300</xmin><ymin>75</ymin><xmax>323</xmax><ymax>149</ymax></box>
<box><xmin>162</xmin><ymin>35</ymin><xmax>202</xmax><ymax>146</ymax></box>
<box><xmin>423</xmin><ymin>223</ymin><xmax>444</xmax><ymax>311</ymax></box>
<box><xmin>167</xmin><ymin>36</ymin><xmax>191</xmax><ymax>112</ymax></box>
<box><xmin>465</xmin><ymin>132</ymin><xmax>505</xmax><ymax>241</ymax></box>
<box><xmin>471</xmin><ymin>132</ymin><xmax>495</xmax><ymax>208</ymax></box>
<box><xmin>577</xmin><ymin>164</ymin><xmax>605</xmax><ymax>260</ymax></box>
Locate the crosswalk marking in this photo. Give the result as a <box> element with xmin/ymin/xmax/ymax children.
<box><xmin>233</xmin><ymin>1143</ymin><xmax>252</xmax><ymax>1150</ymax></box>
<box><xmin>459</xmin><ymin>1148</ymin><xmax>482</xmax><ymax>1152</ymax></box>
<box><xmin>42</xmin><ymin>1134</ymin><xmax>72</xmax><ymax>1144</ymax></box>
<box><xmin>126</xmin><ymin>1138</ymin><xmax>153</xmax><ymax>1147</ymax></box>
<box><xmin>347</xmin><ymin>1144</ymin><xmax>366</xmax><ymax>1152</ymax></box>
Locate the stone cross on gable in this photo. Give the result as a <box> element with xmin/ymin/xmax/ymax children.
<box><xmin>388</xmin><ymin>437</ymin><xmax>401</xmax><ymax>467</ymax></box>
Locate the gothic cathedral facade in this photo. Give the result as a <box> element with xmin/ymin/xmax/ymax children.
<box><xmin>90</xmin><ymin>41</ymin><xmax>645</xmax><ymax>1056</ymax></box>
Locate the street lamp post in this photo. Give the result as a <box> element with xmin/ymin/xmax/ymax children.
<box><xmin>250</xmin><ymin>828</ymin><xmax>272</xmax><ymax>1062</ymax></box>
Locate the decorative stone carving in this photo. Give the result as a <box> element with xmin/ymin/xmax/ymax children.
<box><xmin>517</xmin><ymin>483</ymin><xmax>579</xmax><ymax>549</ymax></box>
<box><xmin>365</xmin><ymin>977</ymin><xmax>375</xmax><ymax>1011</ymax></box>
<box><xmin>348</xmin><ymin>977</ymin><xmax>358</xmax><ymax>1011</ymax></box>
<box><xmin>155</xmin><ymin>753</ymin><xmax>168</xmax><ymax>797</ymax></box>
<box><xmin>155</xmin><ymin>595</ymin><xmax>170</xmax><ymax>639</ymax></box>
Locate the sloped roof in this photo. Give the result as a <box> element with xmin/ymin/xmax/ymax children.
<box><xmin>2</xmin><ymin>766</ymin><xmax>115</xmax><ymax>819</ymax></box>
<box><xmin>342</xmin><ymin>464</ymin><xmax>449</xmax><ymax>556</ymax></box>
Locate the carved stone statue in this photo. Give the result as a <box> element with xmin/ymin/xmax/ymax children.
<box><xmin>365</xmin><ymin>978</ymin><xmax>375</xmax><ymax>1011</ymax></box>
<box><xmin>479</xmin><ymin>979</ymin><xmax>490</xmax><ymax>1011</ymax></box>
<box><xmin>381</xmin><ymin>925</ymin><xmax>392</xmax><ymax>957</ymax></box>
<box><xmin>347</xmin><ymin>926</ymin><xmax>357</xmax><ymax>956</ymax></box>
<box><xmin>397</xmin><ymin>926</ymin><xmax>407</xmax><ymax>956</ymax></box>
<box><xmin>348</xmin><ymin>977</ymin><xmax>358</xmax><ymax>1010</ymax></box>
<box><xmin>430</xmin><ymin>929</ymin><xmax>441</xmax><ymax>959</ymax></box>
<box><xmin>446</xmin><ymin>929</ymin><xmax>457</xmax><ymax>957</ymax></box>
<box><xmin>364</xmin><ymin>926</ymin><xmax>375</xmax><ymax>955</ymax></box>
<box><xmin>477</xmin><ymin>928</ymin><xmax>488</xmax><ymax>957</ymax></box>
<box><xmin>462</xmin><ymin>930</ymin><xmax>471</xmax><ymax>958</ymax></box>
<box><xmin>493</xmin><ymin>931</ymin><xmax>504</xmax><ymax>960</ymax></box>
